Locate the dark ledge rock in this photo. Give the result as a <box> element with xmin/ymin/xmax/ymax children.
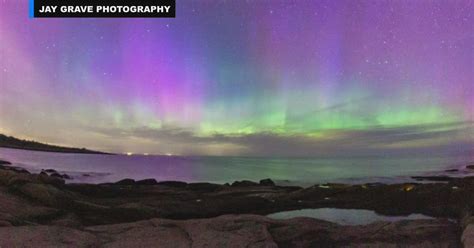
<box><xmin>0</xmin><ymin>165</ymin><xmax>473</xmax><ymax>247</ymax></box>
<box><xmin>0</xmin><ymin>159</ymin><xmax>12</xmax><ymax>165</ymax></box>
<box><xmin>411</xmin><ymin>175</ymin><xmax>454</xmax><ymax>182</ymax></box>
<box><xmin>259</xmin><ymin>178</ymin><xmax>275</xmax><ymax>186</ymax></box>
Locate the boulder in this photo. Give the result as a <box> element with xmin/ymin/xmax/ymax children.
<box><xmin>232</xmin><ymin>180</ymin><xmax>259</xmax><ymax>187</ymax></box>
<box><xmin>259</xmin><ymin>178</ymin><xmax>275</xmax><ymax>186</ymax></box>
<box><xmin>0</xmin><ymin>160</ymin><xmax>12</xmax><ymax>165</ymax></box>
<box><xmin>50</xmin><ymin>172</ymin><xmax>63</xmax><ymax>178</ymax></box>
<box><xmin>114</xmin><ymin>178</ymin><xmax>136</xmax><ymax>185</ymax></box>
<box><xmin>156</xmin><ymin>181</ymin><xmax>188</xmax><ymax>188</ymax></box>
<box><xmin>136</xmin><ymin>178</ymin><xmax>158</xmax><ymax>185</ymax></box>
<box><xmin>62</xmin><ymin>174</ymin><xmax>72</xmax><ymax>179</ymax></box>
<box><xmin>43</xmin><ymin>169</ymin><xmax>58</xmax><ymax>173</ymax></box>
<box><xmin>36</xmin><ymin>173</ymin><xmax>65</xmax><ymax>186</ymax></box>
<box><xmin>9</xmin><ymin>167</ymin><xmax>30</xmax><ymax>174</ymax></box>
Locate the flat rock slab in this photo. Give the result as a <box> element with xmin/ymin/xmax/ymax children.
<box><xmin>0</xmin><ymin>215</ymin><xmax>460</xmax><ymax>248</ymax></box>
<box><xmin>462</xmin><ymin>224</ymin><xmax>474</xmax><ymax>248</ymax></box>
<box><xmin>0</xmin><ymin>226</ymin><xmax>99</xmax><ymax>247</ymax></box>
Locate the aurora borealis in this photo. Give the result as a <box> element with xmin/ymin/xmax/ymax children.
<box><xmin>0</xmin><ymin>1</ymin><xmax>473</xmax><ymax>156</ymax></box>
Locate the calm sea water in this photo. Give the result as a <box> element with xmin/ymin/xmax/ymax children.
<box><xmin>0</xmin><ymin>147</ymin><xmax>472</xmax><ymax>186</ymax></box>
<box><xmin>267</xmin><ymin>208</ymin><xmax>435</xmax><ymax>225</ymax></box>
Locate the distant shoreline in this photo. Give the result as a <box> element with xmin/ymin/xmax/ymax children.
<box><xmin>0</xmin><ymin>145</ymin><xmax>112</xmax><ymax>155</ymax></box>
<box><xmin>0</xmin><ymin>134</ymin><xmax>111</xmax><ymax>155</ymax></box>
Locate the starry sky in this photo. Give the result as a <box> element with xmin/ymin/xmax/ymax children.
<box><xmin>0</xmin><ymin>0</ymin><xmax>473</xmax><ymax>156</ymax></box>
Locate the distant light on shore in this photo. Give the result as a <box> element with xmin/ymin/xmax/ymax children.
<box><xmin>126</xmin><ymin>152</ymin><xmax>133</xmax><ymax>156</ymax></box>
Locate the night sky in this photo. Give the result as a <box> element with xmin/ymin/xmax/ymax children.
<box><xmin>0</xmin><ymin>0</ymin><xmax>473</xmax><ymax>156</ymax></box>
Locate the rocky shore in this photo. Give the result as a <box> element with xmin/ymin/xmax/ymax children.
<box><xmin>1</xmin><ymin>159</ymin><xmax>473</xmax><ymax>247</ymax></box>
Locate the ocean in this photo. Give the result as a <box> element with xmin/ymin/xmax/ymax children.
<box><xmin>0</xmin><ymin>147</ymin><xmax>472</xmax><ymax>186</ymax></box>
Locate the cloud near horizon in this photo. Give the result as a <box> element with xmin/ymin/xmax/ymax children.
<box><xmin>82</xmin><ymin>121</ymin><xmax>474</xmax><ymax>157</ymax></box>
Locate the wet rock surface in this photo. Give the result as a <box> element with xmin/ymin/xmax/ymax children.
<box><xmin>0</xmin><ymin>159</ymin><xmax>473</xmax><ymax>247</ymax></box>
<box><xmin>41</xmin><ymin>169</ymin><xmax>73</xmax><ymax>180</ymax></box>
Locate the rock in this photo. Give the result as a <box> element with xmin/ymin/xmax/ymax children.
<box><xmin>0</xmin><ymin>160</ymin><xmax>12</xmax><ymax>165</ymax></box>
<box><xmin>0</xmin><ymin>165</ymin><xmax>30</xmax><ymax>174</ymax></box>
<box><xmin>49</xmin><ymin>213</ymin><xmax>82</xmax><ymax>227</ymax></box>
<box><xmin>445</xmin><ymin>169</ymin><xmax>459</xmax><ymax>172</ymax></box>
<box><xmin>363</xmin><ymin>182</ymin><xmax>385</xmax><ymax>187</ymax></box>
<box><xmin>411</xmin><ymin>175</ymin><xmax>454</xmax><ymax>182</ymax></box>
<box><xmin>0</xmin><ymin>226</ymin><xmax>99</xmax><ymax>247</ymax></box>
<box><xmin>81</xmin><ymin>215</ymin><xmax>459</xmax><ymax>248</ymax></box>
<box><xmin>0</xmin><ymin>169</ymin><xmax>37</xmax><ymax>186</ymax></box>
<box><xmin>0</xmin><ymin>188</ymin><xmax>62</xmax><ymax>226</ymax></box>
<box><xmin>156</xmin><ymin>181</ymin><xmax>188</xmax><ymax>188</ymax></box>
<box><xmin>0</xmin><ymin>220</ymin><xmax>11</xmax><ymax>226</ymax></box>
<box><xmin>0</xmin><ymin>163</ymin><xmax>472</xmax><ymax>247</ymax></box>
<box><xmin>10</xmin><ymin>167</ymin><xmax>30</xmax><ymax>174</ymax></box>
<box><xmin>17</xmin><ymin>168</ymin><xmax>30</xmax><ymax>174</ymax></box>
<box><xmin>38</xmin><ymin>170</ymin><xmax>71</xmax><ymax>180</ymax></box>
<box><xmin>232</xmin><ymin>180</ymin><xmax>259</xmax><ymax>187</ymax></box>
<box><xmin>0</xmin><ymin>214</ymin><xmax>460</xmax><ymax>247</ymax></box>
<box><xmin>44</xmin><ymin>169</ymin><xmax>58</xmax><ymax>173</ymax></box>
<box><xmin>467</xmin><ymin>165</ymin><xmax>474</xmax><ymax>170</ymax></box>
<box><xmin>180</xmin><ymin>215</ymin><xmax>278</xmax><ymax>247</ymax></box>
<box><xmin>259</xmin><ymin>178</ymin><xmax>275</xmax><ymax>186</ymax></box>
<box><xmin>115</xmin><ymin>202</ymin><xmax>158</xmax><ymax>220</ymax></box>
<box><xmin>462</xmin><ymin>224</ymin><xmax>474</xmax><ymax>248</ymax></box>
<box><xmin>82</xmin><ymin>173</ymin><xmax>91</xmax><ymax>177</ymax></box>
<box><xmin>114</xmin><ymin>178</ymin><xmax>136</xmax><ymax>185</ymax></box>
<box><xmin>187</xmin><ymin>182</ymin><xmax>222</xmax><ymax>191</ymax></box>
<box><xmin>16</xmin><ymin>183</ymin><xmax>71</xmax><ymax>207</ymax></box>
<box><xmin>85</xmin><ymin>215</ymin><xmax>279</xmax><ymax>247</ymax></box>
<box><xmin>336</xmin><ymin>219</ymin><xmax>459</xmax><ymax>247</ymax></box>
<box><xmin>61</xmin><ymin>174</ymin><xmax>72</xmax><ymax>180</ymax></box>
<box><xmin>36</xmin><ymin>173</ymin><xmax>65</xmax><ymax>186</ymax></box>
<box><xmin>86</xmin><ymin>219</ymin><xmax>193</xmax><ymax>247</ymax></box>
<box><xmin>5</xmin><ymin>173</ymin><xmax>35</xmax><ymax>186</ymax></box>
<box><xmin>136</xmin><ymin>178</ymin><xmax>158</xmax><ymax>185</ymax></box>
<box><xmin>72</xmin><ymin>200</ymin><xmax>110</xmax><ymax>211</ymax></box>
<box><xmin>50</xmin><ymin>172</ymin><xmax>63</xmax><ymax>178</ymax></box>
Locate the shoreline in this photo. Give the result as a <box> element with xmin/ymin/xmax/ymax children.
<box><xmin>0</xmin><ymin>145</ymin><xmax>113</xmax><ymax>155</ymax></box>
<box><xmin>0</xmin><ymin>134</ymin><xmax>111</xmax><ymax>154</ymax></box>
<box><xmin>0</xmin><ymin>158</ymin><xmax>474</xmax><ymax>246</ymax></box>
